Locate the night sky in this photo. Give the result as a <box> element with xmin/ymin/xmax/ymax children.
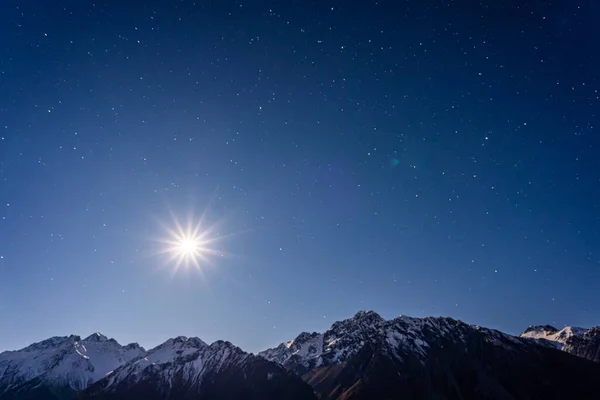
<box><xmin>1</xmin><ymin>0</ymin><xmax>599</xmax><ymax>354</ymax></box>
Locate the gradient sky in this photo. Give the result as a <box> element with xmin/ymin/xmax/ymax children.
<box><xmin>1</xmin><ymin>0</ymin><xmax>599</xmax><ymax>354</ymax></box>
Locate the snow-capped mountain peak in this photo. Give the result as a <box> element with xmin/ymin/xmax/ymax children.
<box><xmin>519</xmin><ymin>324</ymin><xmax>600</xmax><ymax>362</ymax></box>
<box><xmin>123</xmin><ymin>342</ymin><xmax>143</xmax><ymax>351</ymax></box>
<box><xmin>13</xmin><ymin>335</ymin><xmax>80</xmax><ymax>354</ymax></box>
<box><xmin>0</xmin><ymin>333</ymin><xmax>145</xmax><ymax>395</ymax></box>
<box><xmin>157</xmin><ymin>335</ymin><xmax>208</xmax><ymax>350</ymax></box>
<box><xmin>520</xmin><ymin>325</ymin><xmax>587</xmax><ymax>349</ymax></box>
<box><xmin>258</xmin><ymin>313</ymin><xmax>529</xmax><ymax>375</ymax></box>
<box><xmin>84</xmin><ymin>332</ymin><xmax>109</xmax><ymax>342</ymax></box>
<box><xmin>522</xmin><ymin>324</ymin><xmax>559</xmax><ymax>336</ymax></box>
<box><xmin>350</xmin><ymin>310</ymin><xmax>385</xmax><ymax>324</ymax></box>
<box><xmin>125</xmin><ymin>335</ymin><xmax>209</xmax><ymax>368</ymax></box>
<box><xmin>96</xmin><ymin>337</ymin><xmax>265</xmax><ymax>397</ymax></box>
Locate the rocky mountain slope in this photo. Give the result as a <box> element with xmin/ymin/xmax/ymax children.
<box><xmin>259</xmin><ymin>311</ymin><xmax>600</xmax><ymax>399</ymax></box>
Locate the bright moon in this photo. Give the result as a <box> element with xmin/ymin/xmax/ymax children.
<box><xmin>178</xmin><ymin>237</ymin><xmax>199</xmax><ymax>256</ymax></box>
<box><xmin>155</xmin><ymin>212</ymin><xmax>223</xmax><ymax>274</ymax></box>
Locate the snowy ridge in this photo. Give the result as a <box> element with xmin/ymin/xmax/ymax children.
<box><xmin>0</xmin><ymin>333</ymin><xmax>144</xmax><ymax>394</ymax></box>
<box><xmin>520</xmin><ymin>324</ymin><xmax>600</xmax><ymax>362</ymax></box>
<box><xmin>258</xmin><ymin>310</ymin><xmax>528</xmax><ymax>373</ymax></box>
<box><xmin>94</xmin><ymin>337</ymin><xmax>268</xmax><ymax>397</ymax></box>
<box><xmin>521</xmin><ymin>325</ymin><xmax>587</xmax><ymax>349</ymax></box>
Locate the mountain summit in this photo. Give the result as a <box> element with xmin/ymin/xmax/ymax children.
<box><xmin>0</xmin><ymin>333</ymin><xmax>144</xmax><ymax>399</ymax></box>
<box><xmin>83</xmin><ymin>333</ymin><xmax>110</xmax><ymax>342</ymax></box>
<box><xmin>520</xmin><ymin>324</ymin><xmax>600</xmax><ymax>362</ymax></box>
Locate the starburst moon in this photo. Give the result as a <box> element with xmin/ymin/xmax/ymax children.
<box><xmin>156</xmin><ymin>212</ymin><xmax>223</xmax><ymax>274</ymax></box>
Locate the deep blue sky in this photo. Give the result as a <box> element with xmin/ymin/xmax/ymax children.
<box><xmin>1</xmin><ymin>0</ymin><xmax>599</xmax><ymax>353</ymax></box>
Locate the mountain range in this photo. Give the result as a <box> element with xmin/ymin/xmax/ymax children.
<box><xmin>1</xmin><ymin>311</ymin><xmax>599</xmax><ymax>399</ymax></box>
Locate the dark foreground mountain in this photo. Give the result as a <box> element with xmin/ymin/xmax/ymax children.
<box><xmin>260</xmin><ymin>311</ymin><xmax>600</xmax><ymax>399</ymax></box>
<box><xmin>2</xmin><ymin>311</ymin><xmax>600</xmax><ymax>400</ymax></box>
